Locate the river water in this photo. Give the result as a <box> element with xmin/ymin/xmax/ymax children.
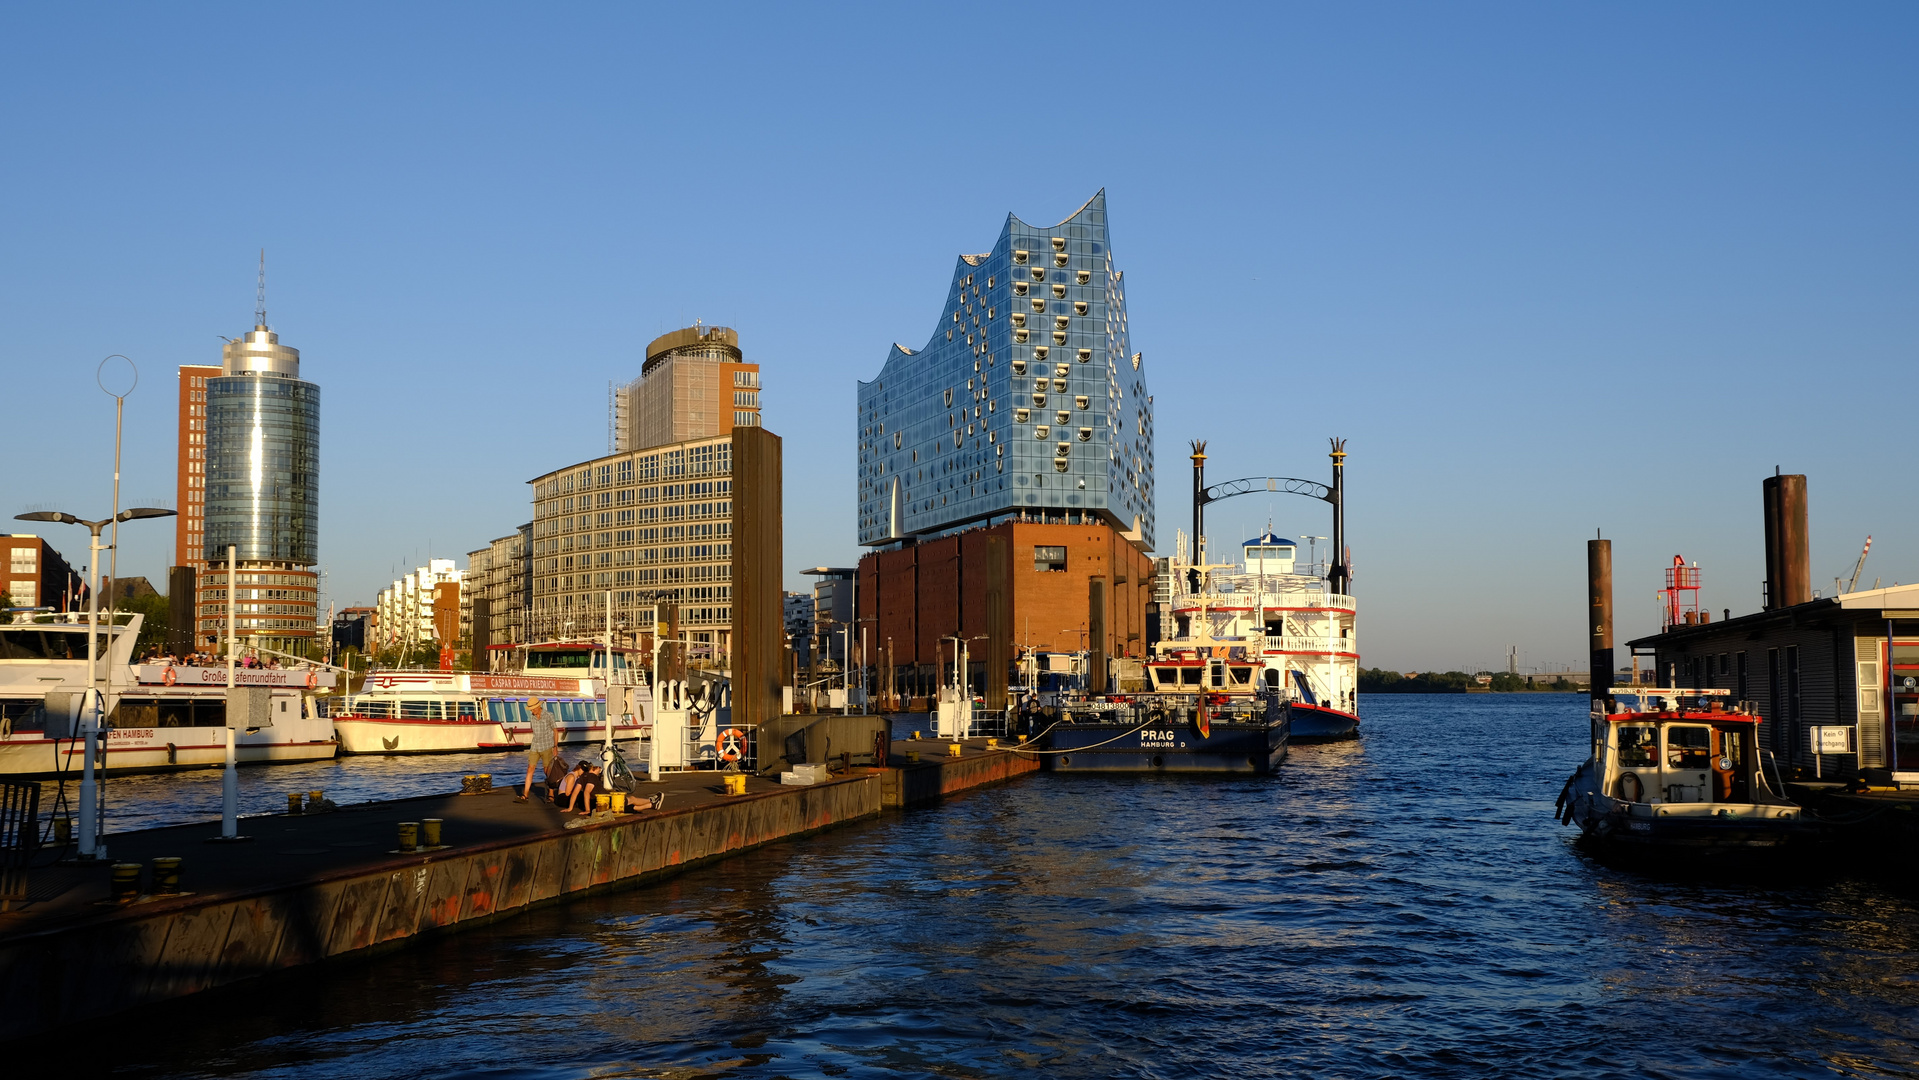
<box><xmin>51</xmin><ymin>695</ymin><xmax>1919</xmax><ymax>1078</ymax></box>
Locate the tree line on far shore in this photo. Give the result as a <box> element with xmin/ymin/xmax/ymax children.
<box><xmin>1358</xmin><ymin>668</ymin><xmax>1581</xmax><ymax>694</ymax></box>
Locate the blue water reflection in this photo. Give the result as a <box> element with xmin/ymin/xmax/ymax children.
<box><xmin>56</xmin><ymin>696</ymin><xmax>1919</xmax><ymax>1078</ymax></box>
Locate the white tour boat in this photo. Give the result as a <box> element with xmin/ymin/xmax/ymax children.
<box><xmin>331</xmin><ymin>642</ymin><xmax>650</xmax><ymax>755</ymax></box>
<box><xmin>0</xmin><ymin>614</ymin><xmax>339</xmax><ymax>778</ymax></box>
<box><xmin>1156</xmin><ymin>530</ymin><xmax>1360</xmax><ymax>740</ymax></box>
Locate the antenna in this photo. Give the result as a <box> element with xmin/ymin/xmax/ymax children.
<box><xmin>255</xmin><ymin>249</ymin><xmax>268</xmax><ymax>328</ymax></box>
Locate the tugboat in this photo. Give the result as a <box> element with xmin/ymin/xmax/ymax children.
<box><xmin>1555</xmin><ymin>538</ymin><xmax>1809</xmax><ymax>861</ymax></box>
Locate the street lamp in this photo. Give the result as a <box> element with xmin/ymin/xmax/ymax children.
<box><xmin>16</xmin><ymin>507</ymin><xmax>176</xmax><ymax>860</ymax></box>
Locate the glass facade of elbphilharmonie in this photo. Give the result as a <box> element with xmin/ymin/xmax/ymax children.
<box><xmin>856</xmin><ymin>190</ymin><xmax>1155</xmax><ymax>549</ymax></box>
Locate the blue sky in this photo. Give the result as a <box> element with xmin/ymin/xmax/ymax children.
<box><xmin>2</xmin><ymin>4</ymin><xmax>1913</xmax><ymax>670</ymax></box>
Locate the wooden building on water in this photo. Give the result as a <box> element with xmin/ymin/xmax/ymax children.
<box><xmin>1628</xmin><ymin>473</ymin><xmax>1918</xmax><ymax>785</ymax></box>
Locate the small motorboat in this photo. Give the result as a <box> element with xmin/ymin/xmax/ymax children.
<box><xmin>1557</xmin><ymin>688</ymin><xmax>1810</xmax><ymax>862</ymax></box>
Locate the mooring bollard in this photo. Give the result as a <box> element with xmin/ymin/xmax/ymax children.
<box><xmin>151</xmin><ymin>856</ymin><xmax>183</xmax><ymax>895</ymax></box>
<box><xmin>307</xmin><ymin>790</ymin><xmax>325</xmax><ymax>811</ymax></box>
<box><xmin>286</xmin><ymin>792</ymin><xmax>303</xmax><ymax>815</ymax></box>
<box><xmin>610</xmin><ymin>791</ymin><xmax>628</xmax><ymax>813</ymax></box>
<box><xmin>397</xmin><ymin>822</ymin><xmax>420</xmax><ymax>852</ymax></box>
<box><xmin>948</xmin><ymin>743</ymin><xmax>962</xmax><ymax>757</ymax></box>
<box><xmin>906</xmin><ymin>750</ymin><xmax>921</xmax><ymax>763</ymax></box>
<box><xmin>421</xmin><ymin>819</ymin><xmax>443</xmax><ymax>847</ymax></box>
<box><xmin>594</xmin><ymin>793</ymin><xmax>611</xmax><ymax>812</ymax></box>
<box><xmin>110</xmin><ymin>862</ymin><xmax>143</xmax><ymax>904</ymax></box>
<box><xmin>723</xmin><ymin>773</ymin><xmax>746</xmax><ymax>796</ymax></box>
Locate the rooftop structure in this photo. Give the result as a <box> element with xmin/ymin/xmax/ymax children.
<box><xmin>612</xmin><ymin>324</ymin><xmax>761</xmax><ymax>453</ymax></box>
<box><xmin>856</xmin><ymin>190</ymin><xmax>1153</xmax><ymax>549</ymax></box>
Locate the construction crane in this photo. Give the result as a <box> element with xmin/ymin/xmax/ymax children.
<box><xmin>1846</xmin><ymin>536</ymin><xmax>1873</xmax><ymax>594</ymax></box>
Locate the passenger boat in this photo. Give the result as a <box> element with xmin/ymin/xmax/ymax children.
<box><xmin>1157</xmin><ymin>530</ymin><xmax>1360</xmax><ymax>740</ymax></box>
<box><xmin>1041</xmin><ymin>557</ymin><xmax>1290</xmax><ymax>774</ymax></box>
<box><xmin>0</xmin><ymin>614</ymin><xmax>338</xmax><ymax>778</ymax></box>
<box><xmin>1557</xmin><ymin>687</ymin><xmax>1810</xmax><ymax>860</ymax></box>
<box><xmin>331</xmin><ymin>641</ymin><xmax>650</xmax><ymax>755</ymax></box>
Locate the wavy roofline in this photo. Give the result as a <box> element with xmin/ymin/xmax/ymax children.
<box><xmin>1005</xmin><ymin>188</ymin><xmax>1106</xmax><ymax>234</ymax></box>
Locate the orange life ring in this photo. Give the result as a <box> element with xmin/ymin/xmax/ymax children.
<box><xmin>717</xmin><ymin>727</ymin><xmax>747</xmax><ymax>762</ymax></box>
<box><xmin>162</xmin><ymin>667</ymin><xmax>177</xmax><ymax>686</ymax></box>
<box><xmin>305</xmin><ymin>671</ymin><xmax>319</xmax><ymax>690</ymax></box>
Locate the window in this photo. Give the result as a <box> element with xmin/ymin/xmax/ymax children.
<box><xmin>1078</xmin><ymin>428</ymin><xmax>1093</xmax><ymax>442</ymax></box>
<box><xmin>1052</xmin><ymin>332</ymin><xmax>1067</xmax><ymax>345</ymax></box>
<box><xmin>1011</xmin><ymin>313</ymin><xmax>1026</xmax><ymax>328</ymax></box>
<box><xmin>1055</xmin><ymin>411</ymin><xmax>1070</xmax><ymax>424</ymax></box>
<box><xmin>1013</xmin><ymin>282</ymin><xmax>1028</xmax><ymax>296</ymax></box>
<box><xmin>1035</xmin><ymin>346</ymin><xmax>1049</xmax><ymax>360</ymax></box>
<box><xmin>1617</xmin><ymin>725</ymin><xmax>1657</xmax><ymax>767</ymax></box>
<box><xmin>1075</xmin><ymin>396</ymin><xmax>1090</xmax><ymax>410</ymax></box>
<box><xmin>1015</xmin><ymin>409</ymin><xmax>1030</xmax><ymax>423</ymax></box>
<box><xmin>1011</xmin><ymin>359</ymin><xmax>1027</xmax><ymax>374</ymax></box>
<box><xmin>1031</xmin><ymin>299</ymin><xmax>1046</xmax><ymax>313</ymax></box>
<box><xmin>1034</xmin><ymin>425</ymin><xmax>1049</xmax><ymax>438</ymax></box>
<box><xmin>8</xmin><ymin>547</ymin><xmax>35</xmax><ymax>574</ymax></box>
<box><xmin>1029</xmin><ymin>267</ymin><xmax>1045</xmax><ymax>282</ymax></box>
<box><xmin>1054</xmin><ymin>253</ymin><xmax>1068</xmax><ymax>267</ymax></box>
<box><xmin>1052</xmin><ymin>284</ymin><xmax>1066</xmax><ymax>299</ymax></box>
<box><xmin>1077</xmin><ymin>349</ymin><xmax>1092</xmax><ymax>363</ymax></box>
<box><xmin>1015</xmin><ymin>329</ymin><xmax>1029</xmax><ymax>343</ymax></box>
<box><xmin>1077</xmin><ymin>270</ymin><xmax>1091</xmax><ymax>285</ymax></box>
<box><xmin>1666</xmin><ymin>725</ymin><xmax>1711</xmax><ymax>769</ymax></box>
<box><xmin>1034</xmin><ymin>545</ymin><xmax>1067</xmax><ymax>572</ymax></box>
<box><xmin>1013</xmin><ymin>250</ymin><xmax>1029</xmax><ymax>265</ymax></box>
<box><xmin>1051</xmin><ymin>237</ymin><xmax>1066</xmax><ymax>252</ymax></box>
<box><xmin>1073</xmin><ymin>302</ymin><xmax>1088</xmax><ymax>316</ymax></box>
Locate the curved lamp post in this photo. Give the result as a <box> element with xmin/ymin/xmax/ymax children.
<box><xmin>15</xmin><ymin>507</ymin><xmax>176</xmax><ymax>860</ymax></box>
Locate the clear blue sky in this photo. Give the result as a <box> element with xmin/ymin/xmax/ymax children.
<box><xmin>3</xmin><ymin>4</ymin><xmax>1913</xmax><ymax>671</ymax></box>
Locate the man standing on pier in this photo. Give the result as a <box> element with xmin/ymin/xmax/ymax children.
<box><xmin>518</xmin><ymin>696</ymin><xmax>557</xmax><ymax>802</ymax></box>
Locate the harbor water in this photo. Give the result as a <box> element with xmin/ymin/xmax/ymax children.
<box><xmin>37</xmin><ymin>695</ymin><xmax>1919</xmax><ymax>1078</ymax></box>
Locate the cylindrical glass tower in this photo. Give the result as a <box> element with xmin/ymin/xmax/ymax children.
<box><xmin>199</xmin><ymin>324</ymin><xmax>321</xmax><ymax>651</ymax></box>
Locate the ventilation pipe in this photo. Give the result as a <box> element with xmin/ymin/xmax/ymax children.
<box><xmin>1762</xmin><ymin>471</ymin><xmax>1810</xmax><ymax>609</ymax></box>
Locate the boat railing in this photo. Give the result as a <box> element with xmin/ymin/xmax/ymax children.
<box><xmin>1264</xmin><ymin>635</ymin><xmax>1356</xmax><ymax>654</ymax></box>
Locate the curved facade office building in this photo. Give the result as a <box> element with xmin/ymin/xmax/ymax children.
<box><xmin>198</xmin><ymin>323</ymin><xmax>321</xmax><ymax>653</ymax></box>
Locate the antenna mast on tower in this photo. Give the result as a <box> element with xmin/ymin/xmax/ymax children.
<box><xmin>255</xmin><ymin>249</ymin><xmax>268</xmax><ymax>328</ymax></box>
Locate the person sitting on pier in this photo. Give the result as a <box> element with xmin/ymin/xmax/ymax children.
<box><xmin>559</xmin><ymin>759</ymin><xmax>606</xmax><ymax>814</ymax></box>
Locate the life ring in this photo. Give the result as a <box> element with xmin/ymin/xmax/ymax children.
<box><xmin>305</xmin><ymin>671</ymin><xmax>318</xmax><ymax>690</ymax></box>
<box><xmin>162</xmin><ymin>667</ymin><xmax>177</xmax><ymax>686</ymax></box>
<box><xmin>717</xmin><ymin>727</ymin><xmax>747</xmax><ymax>763</ymax></box>
<box><xmin>1616</xmin><ymin>771</ymin><xmax>1643</xmax><ymax>803</ymax></box>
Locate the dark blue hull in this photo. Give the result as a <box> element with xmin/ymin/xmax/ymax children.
<box><xmin>1287</xmin><ymin>702</ymin><xmax>1360</xmax><ymax>742</ymax></box>
<box><xmin>1040</xmin><ymin>704</ymin><xmax>1289</xmax><ymax>774</ymax></box>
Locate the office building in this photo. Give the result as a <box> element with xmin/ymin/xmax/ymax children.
<box><xmin>855</xmin><ymin>191</ymin><xmax>1156</xmax><ymax>704</ymax></box>
<box><xmin>2</xmin><ymin>535</ymin><xmax>87</xmax><ymax>614</ymax></box>
<box><xmin>193</xmin><ymin>278</ymin><xmax>322</xmax><ymax>654</ymax></box>
<box><xmin>174</xmin><ymin>364</ymin><xmax>223</xmax><ymax>572</ymax></box>
<box><xmin>611</xmin><ymin>325</ymin><xmax>761</xmax><ymax>453</ymax></box>
<box><xmin>464</xmin><ymin>525</ymin><xmax>531</xmax><ymax>669</ymax></box>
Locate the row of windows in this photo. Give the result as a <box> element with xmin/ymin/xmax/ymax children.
<box><xmin>532</xmin><ymin>441</ymin><xmax>733</xmax><ymax>499</ymax></box>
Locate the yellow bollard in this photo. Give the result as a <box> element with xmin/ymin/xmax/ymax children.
<box><xmin>151</xmin><ymin>856</ymin><xmax>183</xmax><ymax>895</ymax></box>
<box><xmin>422</xmin><ymin>819</ymin><xmax>443</xmax><ymax>847</ymax></box>
<box><xmin>307</xmin><ymin>791</ymin><xmax>326</xmax><ymax>812</ymax></box>
<box><xmin>986</xmin><ymin>738</ymin><xmax>998</xmax><ymax>748</ymax></box>
<box><xmin>594</xmin><ymin>793</ymin><xmax>611</xmax><ymax>812</ymax></box>
<box><xmin>110</xmin><ymin>863</ymin><xmax>142</xmax><ymax>904</ymax></box>
<box><xmin>397</xmin><ymin>822</ymin><xmax>420</xmax><ymax>852</ymax></box>
<box><xmin>286</xmin><ymin>792</ymin><xmax>303</xmax><ymax>815</ymax></box>
<box><xmin>906</xmin><ymin>750</ymin><xmax>920</xmax><ymax>763</ymax></box>
<box><xmin>911</xmin><ymin>731</ymin><xmax>921</xmax><ymax>740</ymax></box>
<box><xmin>610</xmin><ymin>791</ymin><xmax>627</xmax><ymax>813</ymax></box>
<box><xmin>723</xmin><ymin>773</ymin><xmax>747</xmax><ymax>796</ymax></box>
<box><xmin>948</xmin><ymin>743</ymin><xmax>962</xmax><ymax>757</ymax></box>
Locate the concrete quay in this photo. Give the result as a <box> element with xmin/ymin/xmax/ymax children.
<box><xmin>0</xmin><ymin>737</ymin><xmax>1039</xmax><ymax>1043</ymax></box>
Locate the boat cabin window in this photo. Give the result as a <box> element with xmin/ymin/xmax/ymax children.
<box><xmin>1617</xmin><ymin>725</ymin><xmax>1657</xmax><ymax>767</ymax></box>
<box><xmin>108</xmin><ymin>698</ymin><xmax>219</xmax><ymax>728</ymax></box>
<box><xmin>1151</xmin><ymin>667</ymin><xmax>1176</xmax><ymax>688</ymax></box>
<box><xmin>1</xmin><ymin>698</ymin><xmax>47</xmax><ymax>732</ymax></box>
<box><xmin>400</xmin><ymin>700</ymin><xmax>435</xmax><ymax>719</ymax></box>
<box><xmin>1229</xmin><ymin>665</ymin><xmax>1253</xmax><ymax>685</ymax></box>
<box><xmin>456</xmin><ymin>701</ymin><xmax>478</xmax><ymax>719</ymax></box>
<box><xmin>1667</xmin><ymin>725</ymin><xmax>1711</xmax><ymax>769</ymax></box>
<box><xmin>1181</xmin><ymin>667</ymin><xmax>1202</xmax><ymax>686</ymax></box>
<box><xmin>355</xmin><ymin>699</ymin><xmax>394</xmax><ymax>719</ymax></box>
<box><xmin>0</xmin><ymin>628</ymin><xmax>109</xmax><ymax>661</ymax></box>
<box><xmin>1264</xmin><ymin>669</ymin><xmax>1280</xmax><ymax>688</ymax></box>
